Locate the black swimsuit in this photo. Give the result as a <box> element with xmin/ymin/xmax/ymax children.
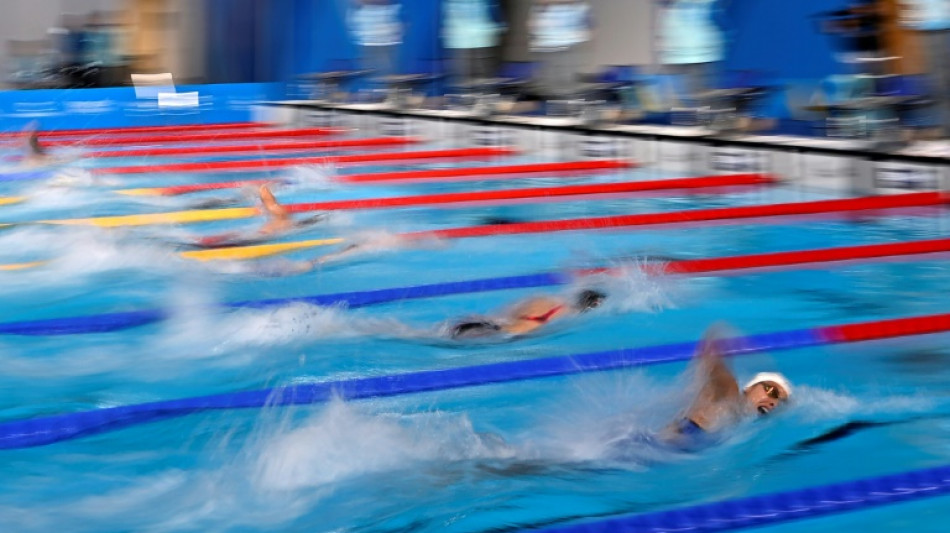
<box><xmin>449</xmin><ymin>320</ymin><xmax>503</xmax><ymax>339</ymax></box>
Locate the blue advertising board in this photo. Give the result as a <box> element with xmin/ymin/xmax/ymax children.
<box><xmin>0</xmin><ymin>83</ymin><xmax>284</xmax><ymax>132</ymax></box>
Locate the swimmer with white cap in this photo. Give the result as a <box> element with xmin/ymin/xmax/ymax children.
<box><xmin>662</xmin><ymin>325</ymin><xmax>792</xmax><ymax>443</ymax></box>
<box><xmin>743</xmin><ymin>371</ymin><xmax>792</xmax><ymax>416</ymax></box>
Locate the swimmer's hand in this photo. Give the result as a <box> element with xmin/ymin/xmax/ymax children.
<box><xmin>311</xmin><ymin>243</ymin><xmax>363</xmax><ymax>265</ymax></box>
<box><xmin>251</xmin><ymin>258</ymin><xmax>317</xmax><ymax>277</ymax></box>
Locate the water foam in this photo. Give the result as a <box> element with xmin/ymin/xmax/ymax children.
<box><xmin>285</xmin><ymin>162</ymin><xmax>338</xmax><ymax>189</ymax></box>
<box><xmin>251</xmin><ymin>400</ymin><xmax>516</xmax><ymax>491</ymax></box>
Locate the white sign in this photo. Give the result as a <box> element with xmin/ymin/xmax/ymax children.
<box><xmin>579</xmin><ymin>136</ymin><xmax>624</xmax><ymax>159</ymax></box>
<box><xmin>709</xmin><ymin>147</ymin><xmax>766</xmax><ymax>173</ymax></box>
<box><xmin>303</xmin><ymin>110</ymin><xmax>340</xmax><ymax>128</ymax></box>
<box><xmin>379</xmin><ymin>117</ymin><xmax>414</xmax><ymax>136</ymax></box>
<box><xmin>800</xmin><ymin>153</ymin><xmax>855</xmax><ymax>192</ymax></box>
<box><xmin>656</xmin><ymin>141</ymin><xmax>696</xmax><ymax>172</ymax></box>
<box><xmin>158</xmin><ymin>91</ymin><xmax>199</xmax><ymax>109</ymax></box>
<box><xmin>874</xmin><ymin>162</ymin><xmax>939</xmax><ymax>191</ymax></box>
<box><xmin>132</xmin><ymin>72</ymin><xmax>175</xmax><ymax>99</ymax></box>
<box><xmin>471</xmin><ymin>126</ymin><xmax>514</xmax><ymax>147</ymax></box>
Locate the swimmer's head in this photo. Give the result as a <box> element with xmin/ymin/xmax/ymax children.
<box><xmin>742</xmin><ymin>372</ymin><xmax>792</xmax><ymax>416</ymax></box>
<box><xmin>29</xmin><ymin>133</ymin><xmax>45</xmax><ymax>156</ymax></box>
<box><xmin>574</xmin><ymin>289</ymin><xmax>606</xmax><ymax>312</ymax></box>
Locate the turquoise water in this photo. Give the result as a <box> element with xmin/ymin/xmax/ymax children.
<box><xmin>0</xmin><ymin>132</ymin><xmax>949</xmax><ymax>532</ymax></box>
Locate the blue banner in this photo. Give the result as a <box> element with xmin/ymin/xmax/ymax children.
<box><xmin>0</xmin><ymin>82</ymin><xmax>284</xmax><ymax>132</ymax></box>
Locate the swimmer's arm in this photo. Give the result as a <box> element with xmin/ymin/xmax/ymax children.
<box><xmin>502</xmin><ymin>319</ymin><xmax>541</xmax><ymax>336</ymax></box>
<box><xmin>310</xmin><ymin>243</ymin><xmax>362</xmax><ymax>266</ymax></box>
<box><xmin>503</xmin><ymin>298</ymin><xmax>572</xmax><ymax>336</ymax></box>
<box><xmin>258</xmin><ymin>185</ymin><xmax>290</xmax><ymax>223</ymax></box>
<box><xmin>697</xmin><ymin>340</ymin><xmax>739</xmax><ymax>401</ymax></box>
<box><xmin>683</xmin><ymin>332</ymin><xmax>740</xmax><ymax>429</ymax></box>
<box><xmin>507</xmin><ymin>297</ymin><xmax>562</xmax><ymax>319</ymax></box>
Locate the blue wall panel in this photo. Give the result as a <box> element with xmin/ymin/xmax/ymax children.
<box><xmin>0</xmin><ymin>83</ymin><xmax>282</xmax><ymax>131</ymax></box>
<box><xmin>721</xmin><ymin>0</ymin><xmax>850</xmax><ymax>81</ymax></box>
<box><xmin>200</xmin><ymin>1</ymin><xmax>853</xmax><ymax>99</ymax></box>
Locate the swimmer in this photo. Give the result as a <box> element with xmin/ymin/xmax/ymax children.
<box><xmin>245</xmin><ymin>243</ymin><xmax>369</xmax><ymax>276</ymax></box>
<box><xmin>448</xmin><ymin>289</ymin><xmax>606</xmax><ymax>340</ymax></box>
<box><xmin>256</xmin><ymin>183</ymin><xmax>295</xmax><ymax>235</ymax></box>
<box><xmin>252</xmin><ymin>223</ymin><xmax>456</xmax><ymax>275</ymax></box>
<box><xmin>248</xmin><ymin>233</ymin><xmax>415</xmax><ymax>276</ymax></box>
<box><xmin>20</xmin><ymin>123</ymin><xmax>55</xmax><ymax>168</ymax></box>
<box><xmin>194</xmin><ymin>184</ymin><xmax>326</xmax><ymax>248</ymax></box>
<box><xmin>661</xmin><ymin>325</ymin><xmax>792</xmax><ymax>445</ymax></box>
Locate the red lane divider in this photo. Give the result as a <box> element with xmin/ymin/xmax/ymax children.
<box><xmin>570</xmin><ymin>236</ymin><xmax>950</xmax><ymax>278</ymax></box>
<box><xmin>86</xmin><ymin>136</ymin><xmax>421</xmax><ymax>158</ymax></box>
<box><xmin>44</xmin><ymin>127</ymin><xmax>341</xmax><ymax>147</ymax></box>
<box><xmin>0</xmin><ymin>122</ymin><xmax>267</xmax><ymax>140</ymax></box>
<box><xmin>141</xmin><ymin>179</ymin><xmax>275</xmax><ymax>195</ymax></box>
<box><xmin>284</xmin><ymin>173</ymin><xmax>775</xmax><ymax>214</ymax></box>
<box><xmin>339</xmin><ymin>159</ymin><xmax>634</xmax><ymax>184</ymax></box>
<box><xmin>133</xmin><ymin>159</ymin><xmax>634</xmax><ymax>195</ymax></box>
<box><xmin>98</xmin><ymin>146</ymin><xmax>517</xmax><ymax>175</ymax></box>
<box><xmin>664</xmin><ymin>237</ymin><xmax>950</xmax><ymax>275</ymax></box>
<box><xmin>824</xmin><ymin>313</ymin><xmax>950</xmax><ymax>343</ymax></box>
<box><xmin>411</xmin><ymin>191</ymin><xmax>947</xmax><ymax>240</ymax></box>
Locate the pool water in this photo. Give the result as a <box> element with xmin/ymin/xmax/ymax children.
<box><xmin>0</xmin><ymin>129</ymin><xmax>949</xmax><ymax>532</ymax></box>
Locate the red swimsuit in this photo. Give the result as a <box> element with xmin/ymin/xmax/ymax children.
<box><xmin>519</xmin><ymin>305</ymin><xmax>564</xmax><ymax>323</ymax></box>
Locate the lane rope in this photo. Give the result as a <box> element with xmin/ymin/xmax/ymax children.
<box><xmin>0</xmin><ymin>122</ymin><xmax>266</xmax><ymax>140</ymax></box>
<box><xmin>24</xmin><ymin>174</ymin><xmax>773</xmax><ymax>228</ymax></box>
<box><xmin>0</xmin><ymin>190</ymin><xmax>942</xmax><ymax>266</ymax></box>
<box><xmin>2</xmin><ymin>312</ymin><xmax>950</xmax><ymax>449</ymax></box>
<box><xmin>117</xmin><ymin>159</ymin><xmax>634</xmax><ymax>195</ymax></box>
<box><xmin>2</xmin><ymin>236</ymin><xmax>950</xmax><ymax>335</ymax></box>
<box><xmin>94</xmin><ymin>146</ymin><xmax>518</xmax><ymax>175</ymax></box>
<box><xmin>527</xmin><ymin>464</ymin><xmax>950</xmax><ymax>533</ymax></box>
<box><xmin>182</xmin><ymin>191</ymin><xmax>948</xmax><ymax>261</ymax></box>
<box><xmin>42</xmin><ymin>127</ymin><xmax>341</xmax><ymax>147</ymax></box>
<box><xmin>85</xmin><ymin>136</ymin><xmax>421</xmax><ymax>158</ymax></box>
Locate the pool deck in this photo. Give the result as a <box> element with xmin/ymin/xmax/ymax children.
<box><xmin>264</xmin><ymin>100</ymin><xmax>950</xmax><ymax>196</ymax></box>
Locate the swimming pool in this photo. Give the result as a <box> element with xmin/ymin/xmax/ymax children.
<box><xmin>1</xmin><ymin>124</ymin><xmax>949</xmax><ymax>532</ymax></box>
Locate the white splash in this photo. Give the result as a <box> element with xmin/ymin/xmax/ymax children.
<box><xmin>788</xmin><ymin>385</ymin><xmax>935</xmax><ymax>423</ymax></box>
<box><xmin>577</xmin><ymin>259</ymin><xmax>677</xmax><ymax>314</ymax></box>
<box><xmin>252</xmin><ymin>400</ymin><xmax>516</xmax><ymax>491</ymax></box>
<box><xmin>285</xmin><ymin>162</ymin><xmax>339</xmax><ymax>189</ymax></box>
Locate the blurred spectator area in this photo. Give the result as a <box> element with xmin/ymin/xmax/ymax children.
<box><xmin>878</xmin><ymin>0</ymin><xmax>924</xmax><ymax>75</ymax></box>
<box><xmin>0</xmin><ymin>0</ymin><xmax>205</xmax><ymax>89</ymax></box>
<box><xmin>0</xmin><ymin>0</ymin><xmax>941</xmax><ymax>140</ymax></box>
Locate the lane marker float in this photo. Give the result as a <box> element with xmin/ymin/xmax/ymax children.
<box><xmin>24</xmin><ymin>174</ymin><xmax>772</xmax><ymax>228</ymax></box>
<box><xmin>118</xmin><ymin>159</ymin><xmax>635</xmax><ymax>195</ymax></box>
<box><xmin>2</xmin><ymin>235</ymin><xmax>949</xmax><ymax>334</ymax></box>
<box><xmin>1</xmin><ymin>312</ymin><xmax>949</xmax><ymax>448</ymax></box>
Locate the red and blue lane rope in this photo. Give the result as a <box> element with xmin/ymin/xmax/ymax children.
<box><xmin>1</xmin><ymin>312</ymin><xmax>950</xmax><ymax>449</ymax></box>
<box><xmin>2</xmin><ymin>236</ymin><xmax>950</xmax><ymax>336</ymax></box>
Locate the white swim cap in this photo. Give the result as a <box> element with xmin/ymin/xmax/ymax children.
<box><xmin>743</xmin><ymin>372</ymin><xmax>792</xmax><ymax>398</ymax></box>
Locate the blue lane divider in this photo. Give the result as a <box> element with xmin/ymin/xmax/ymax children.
<box><xmin>0</xmin><ymin>328</ymin><xmax>824</xmax><ymax>449</ymax></box>
<box><xmin>236</xmin><ymin>272</ymin><xmax>570</xmax><ymax>309</ymax></box>
<box><xmin>530</xmin><ymin>463</ymin><xmax>950</xmax><ymax>533</ymax></box>
<box><xmin>0</xmin><ymin>168</ymin><xmax>56</xmax><ymax>183</ymax></box>
<box><xmin>0</xmin><ymin>310</ymin><xmax>168</xmax><ymax>335</ymax></box>
<box><xmin>0</xmin><ymin>272</ymin><xmax>570</xmax><ymax>335</ymax></box>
